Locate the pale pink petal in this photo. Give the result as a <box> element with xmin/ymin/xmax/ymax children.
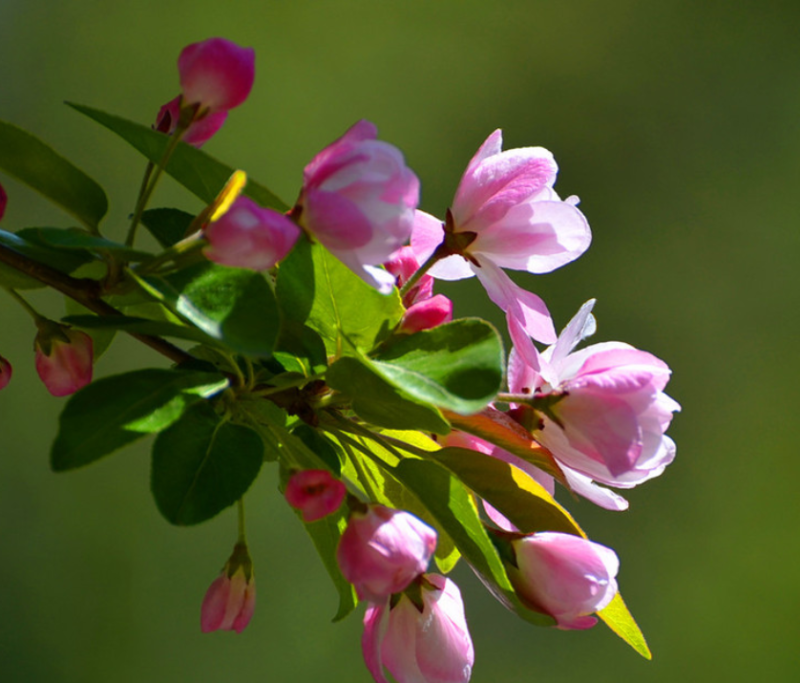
<box><xmin>362</xmin><ymin>602</ymin><xmax>392</xmax><ymax>683</ymax></box>
<box><xmin>474</xmin><ymin>259</ymin><xmax>556</xmax><ymax>344</ymax></box>
<box><xmin>561</xmin><ymin>467</ymin><xmax>629</xmax><ymax>511</ymax></box>
<box><xmin>178</xmin><ymin>38</ymin><xmax>255</xmax><ymax>113</ymax></box>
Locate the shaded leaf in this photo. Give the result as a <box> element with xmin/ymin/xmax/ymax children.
<box><xmin>30</xmin><ymin>227</ymin><xmax>152</xmax><ymax>260</ymax></box>
<box><xmin>68</xmin><ymin>103</ymin><xmax>287</xmax><ymax>211</ymax></box>
<box><xmin>51</xmin><ymin>368</ymin><xmax>228</xmax><ymax>471</ymax></box>
<box><xmin>63</xmin><ymin>314</ymin><xmax>219</xmax><ymax>345</ymax></box>
<box><xmin>151</xmin><ymin>401</ymin><xmax>263</xmax><ymax>525</ymax></box>
<box><xmin>0</xmin><ymin>119</ymin><xmax>108</xmax><ymax>230</ymax></box>
<box><xmin>141</xmin><ymin>208</ymin><xmax>195</xmax><ymax>248</ymax></box>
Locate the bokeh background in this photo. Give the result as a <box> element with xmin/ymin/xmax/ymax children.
<box><xmin>1</xmin><ymin>1</ymin><xmax>798</xmax><ymax>681</ymax></box>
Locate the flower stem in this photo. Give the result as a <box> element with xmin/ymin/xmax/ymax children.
<box><xmin>398</xmin><ymin>247</ymin><xmax>442</xmax><ymax>300</ymax></box>
<box><xmin>4</xmin><ymin>288</ymin><xmax>45</xmax><ymax>323</ymax></box>
<box><xmin>237</xmin><ymin>498</ymin><xmax>247</xmax><ymax>543</ymax></box>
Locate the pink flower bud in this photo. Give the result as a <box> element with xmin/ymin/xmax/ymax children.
<box><xmin>507</xmin><ymin>532</ymin><xmax>619</xmax><ymax>630</ymax></box>
<box><xmin>154</xmin><ymin>95</ymin><xmax>228</xmax><ymax>148</ymax></box>
<box><xmin>297</xmin><ymin>120</ymin><xmax>420</xmax><ymax>293</ymax></box>
<box><xmin>203</xmin><ymin>196</ymin><xmax>300</xmax><ymax>271</ymax></box>
<box><xmin>0</xmin><ymin>355</ymin><xmax>12</xmax><ymax>390</ymax></box>
<box><xmin>336</xmin><ymin>504</ymin><xmax>437</xmax><ymax>602</ymax></box>
<box><xmin>0</xmin><ymin>182</ymin><xmax>7</xmax><ymax>221</ymax></box>
<box><xmin>201</xmin><ymin>542</ymin><xmax>256</xmax><ymax>634</ymax></box>
<box><xmin>384</xmin><ymin>246</ymin><xmax>433</xmax><ymax>306</ymax></box>
<box><xmin>178</xmin><ymin>38</ymin><xmax>255</xmax><ymax>114</ymax></box>
<box><xmin>362</xmin><ymin>574</ymin><xmax>474</xmax><ymax>683</ymax></box>
<box><xmin>34</xmin><ymin>324</ymin><xmax>93</xmax><ymax>397</ymax></box>
<box><xmin>398</xmin><ymin>294</ymin><xmax>453</xmax><ymax>334</ymax></box>
<box><xmin>285</xmin><ymin>469</ymin><xmax>346</xmax><ymax>523</ymax></box>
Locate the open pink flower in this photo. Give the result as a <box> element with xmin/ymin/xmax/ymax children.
<box><xmin>296</xmin><ymin>120</ymin><xmax>420</xmax><ymax>293</ymax></box>
<box><xmin>203</xmin><ymin>196</ymin><xmax>300</xmax><ymax>270</ymax></box>
<box><xmin>201</xmin><ymin>542</ymin><xmax>256</xmax><ymax>634</ymax></box>
<box><xmin>362</xmin><ymin>574</ymin><xmax>474</xmax><ymax>683</ymax></box>
<box><xmin>412</xmin><ymin>130</ymin><xmax>591</xmax><ymax>346</ymax></box>
<box><xmin>506</xmin><ymin>532</ymin><xmax>618</xmax><ymax>630</ymax></box>
<box><xmin>336</xmin><ymin>504</ymin><xmax>437</xmax><ymax>602</ymax></box>
<box><xmin>284</xmin><ymin>469</ymin><xmax>346</xmax><ymax>523</ymax></box>
<box><xmin>34</xmin><ymin>324</ymin><xmax>93</xmax><ymax>397</ymax></box>
<box><xmin>511</xmin><ymin>299</ymin><xmax>680</xmax><ymax>509</ymax></box>
<box><xmin>0</xmin><ymin>355</ymin><xmax>12</xmax><ymax>390</ymax></box>
<box><xmin>178</xmin><ymin>38</ymin><xmax>255</xmax><ymax>115</ymax></box>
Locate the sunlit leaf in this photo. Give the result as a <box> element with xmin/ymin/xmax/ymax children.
<box><xmin>598</xmin><ymin>592</ymin><xmax>652</xmax><ymax>659</ymax></box>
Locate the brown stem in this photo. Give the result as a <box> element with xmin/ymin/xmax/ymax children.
<box><xmin>0</xmin><ymin>243</ymin><xmax>193</xmax><ymax>365</ymax></box>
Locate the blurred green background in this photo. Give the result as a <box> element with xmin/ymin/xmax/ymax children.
<box><xmin>1</xmin><ymin>1</ymin><xmax>797</xmax><ymax>681</ymax></box>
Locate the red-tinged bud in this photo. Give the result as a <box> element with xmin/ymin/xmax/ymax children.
<box><xmin>201</xmin><ymin>542</ymin><xmax>256</xmax><ymax>634</ymax></box>
<box><xmin>154</xmin><ymin>95</ymin><xmax>228</xmax><ymax>148</ymax></box>
<box><xmin>34</xmin><ymin>322</ymin><xmax>93</xmax><ymax>397</ymax></box>
<box><xmin>398</xmin><ymin>294</ymin><xmax>453</xmax><ymax>334</ymax></box>
<box><xmin>203</xmin><ymin>196</ymin><xmax>300</xmax><ymax>270</ymax></box>
<box><xmin>178</xmin><ymin>38</ymin><xmax>255</xmax><ymax>115</ymax></box>
<box><xmin>285</xmin><ymin>469</ymin><xmax>347</xmax><ymax>523</ymax></box>
<box><xmin>0</xmin><ymin>182</ymin><xmax>7</xmax><ymax>221</ymax></box>
<box><xmin>0</xmin><ymin>355</ymin><xmax>12</xmax><ymax>390</ymax></box>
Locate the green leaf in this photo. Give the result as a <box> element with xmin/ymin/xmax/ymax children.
<box><xmin>276</xmin><ymin>239</ymin><xmax>404</xmax><ymax>356</ymax></box>
<box><xmin>598</xmin><ymin>592</ymin><xmax>652</xmax><ymax>659</ymax></box>
<box><xmin>300</xmin><ymin>507</ymin><xmax>358</xmax><ymax>622</ymax></box>
<box><xmin>29</xmin><ymin>227</ymin><xmax>152</xmax><ymax>261</ymax></box>
<box><xmin>427</xmin><ymin>447</ymin><xmax>584</xmax><ymax>537</ymax></box>
<box><xmin>136</xmin><ymin>261</ymin><xmax>280</xmax><ymax>358</ymax></box>
<box><xmin>273</xmin><ymin>321</ymin><xmax>328</xmax><ymax>376</ymax></box>
<box><xmin>51</xmin><ymin>368</ymin><xmax>229</xmax><ymax>471</ymax></box>
<box><xmin>378</xmin><ymin>455</ymin><xmax>555</xmax><ymax>626</ymax></box>
<box><xmin>63</xmin><ymin>314</ymin><xmax>220</xmax><ymax>346</ymax></box>
<box><xmin>68</xmin><ymin>103</ymin><xmax>287</xmax><ymax>211</ymax></box>
<box><xmin>151</xmin><ymin>401</ymin><xmax>263</xmax><ymax>525</ymax></box>
<box><xmin>63</xmin><ymin>301</ymin><xmax>117</xmax><ymax>360</ymax></box>
<box><xmin>0</xmin><ymin>228</ymin><xmax>95</xmax><ymax>289</ymax></box>
<box><xmin>292</xmin><ymin>424</ymin><xmax>343</xmax><ymax>475</ymax></box>
<box><xmin>371</xmin><ymin>318</ymin><xmax>504</xmax><ymax>414</ymax></box>
<box><xmin>141</xmin><ymin>208</ymin><xmax>195</xmax><ymax>248</ymax></box>
<box><xmin>0</xmin><ymin>119</ymin><xmax>108</xmax><ymax>230</ymax></box>
<box><xmin>327</xmin><ymin>356</ymin><xmax>450</xmax><ymax>434</ymax></box>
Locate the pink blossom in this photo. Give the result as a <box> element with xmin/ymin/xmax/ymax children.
<box><xmin>506</xmin><ymin>532</ymin><xmax>618</xmax><ymax>630</ymax></box>
<box><xmin>336</xmin><ymin>504</ymin><xmax>437</xmax><ymax>602</ymax></box>
<box><xmin>412</xmin><ymin>130</ymin><xmax>591</xmax><ymax>344</ymax></box>
<box><xmin>398</xmin><ymin>294</ymin><xmax>453</xmax><ymax>334</ymax></box>
<box><xmin>34</xmin><ymin>325</ymin><xmax>93</xmax><ymax>397</ymax></box>
<box><xmin>512</xmin><ymin>299</ymin><xmax>680</xmax><ymax>509</ymax></box>
<box><xmin>0</xmin><ymin>182</ymin><xmax>7</xmax><ymax>221</ymax></box>
<box><xmin>284</xmin><ymin>469</ymin><xmax>346</xmax><ymax>523</ymax></box>
<box><xmin>201</xmin><ymin>543</ymin><xmax>256</xmax><ymax>634</ymax></box>
<box><xmin>203</xmin><ymin>196</ymin><xmax>300</xmax><ymax>270</ymax></box>
<box><xmin>362</xmin><ymin>574</ymin><xmax>474</xmax><ymax>683</ymax></box>
<box><xmin>0</xmin><ymin>355</ymin><xmax>12</xmax><ymax>390</ymax></box>
<box><xmin>296</xmin><ymin>120</ymin><xmax>420</xmax><ymax>293</ymax></box>
<box><xmin>178</xmin><ymin>38</ymin><xmax>255</xmax><ymax>115</ymax></box>
<box><xmin>154</xmin><ymin>95</ymin><xmax>228</xmax><ymax>148</ymax></box>
<box><xmin>384</xmin><ymin>246</ymin><xmax>434</xmax><ymax>307</ymax></box>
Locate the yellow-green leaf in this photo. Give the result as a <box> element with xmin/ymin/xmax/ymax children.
<box><xmin>598</xmin><ymin>591</ymin><xmax>652</xmax><ymax>660</ymax></box>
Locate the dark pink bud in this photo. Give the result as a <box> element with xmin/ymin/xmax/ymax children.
<box><xmin>34</xmin><ymin>325</ymin><xmax>93</xmax><ymax>397</ymax></box>
<box><xmin>203</xmin><ymin>196</ymin><xmax>300</xmax><ymax>271</ymax></box>
<box><xmin>201</xmin><ymin>542</ymin><xmax>256</xmax><ymax>634</ymax></box>
<box><xmin>178</xmin><ymin>38</ymin><xmax>255</xmax><ymax>114</ymax></box>
<box><xmin>336</xmin><ymin>504</ymin><xmax>437</xmax><ymax>602</ymax></box>
<box><xmin>154</xmin><ymin>95</ymin><xmax>228</xmax><ymax>148</ymax></box>
<box><xmin>384</xmin><ymin>246</ymin><xmax>433</xmax><ymax>306</ymax></box>
<box><xmin>398</xmin><ymin>294</ymin><xmax>453</xmax><ymax>334</ymax></box>
<box><xmin>285</xmin><ymin>469</ymin><xmax>347</xmax><ymax>523</ymax></box>
<box><xmin>0</xmin><ymin>182</ymin><xmax>7</xmax><ymax>221</ymax></box>
<box><xmin>0</xmin><ymin>355</ymin><xmax>12</xmax><ymax>390</ymax></box>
